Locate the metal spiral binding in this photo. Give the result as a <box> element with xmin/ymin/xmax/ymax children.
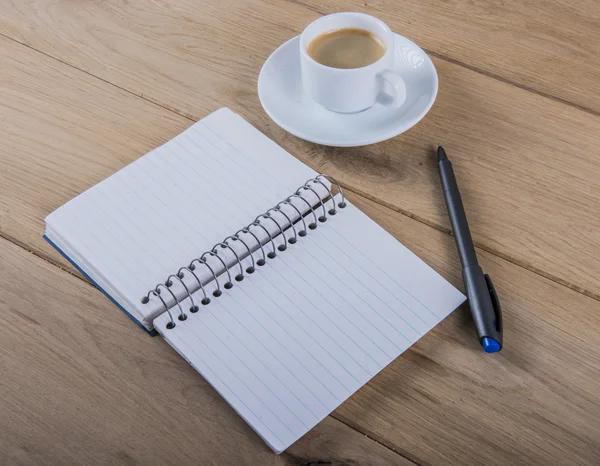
<box><xmin>142</xmin><ymin>174</ymin><xmax>346</xmax><ymax>329</ymax></box>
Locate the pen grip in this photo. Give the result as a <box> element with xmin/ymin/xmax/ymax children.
<box><xmin>463</xmin><ymin>265</ymin><xmax>502</xmax><ymax>343</ymax></box>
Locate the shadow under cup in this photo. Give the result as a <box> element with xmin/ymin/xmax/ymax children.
<box><xmin>299</xmin><ymin>12</ymin><xmax>396</xmax><ymax>114</ymax></box>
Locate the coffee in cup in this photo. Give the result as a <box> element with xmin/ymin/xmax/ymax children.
<box><xmin>307</xmin><ymin>28</ymin><xmax>386</xmax><ymax>69</ymax></box>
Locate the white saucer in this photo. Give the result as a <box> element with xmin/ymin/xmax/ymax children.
<box><xmin>258</xmin><ymin>33</ymin><xmax>438</xmax><ymax>147</ymax></box>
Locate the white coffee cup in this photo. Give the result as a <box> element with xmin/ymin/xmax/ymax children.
<box><xmin>300</xmin><ymin>12</ymin><xmax>406</xmax><ymax>114</ymax></box>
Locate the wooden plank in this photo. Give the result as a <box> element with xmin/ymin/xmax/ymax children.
<box><xmin>0</xmin><ymin>234</ymin><xmax>412</xmax><ymax>465</ymax></box>
<box><xmin>287</xmin><ymin>0</ymin><xmax>600</xmax><ymax>114</ymax></box>
<box><xmin>341</xmin><ymin>192</ymin><xmax>600</xmax><ymax>465</ymax></box>
<box><xmin>1</xmin><ymin>1</ymin><xmax>599</xmax><ymax>299</ymax></box>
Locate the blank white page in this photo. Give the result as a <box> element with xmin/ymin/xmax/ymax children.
<box><xmin>44</xmin><ymin>108</ymin><xmax>322</xmax><ymax>329</ymax></box>
<box><xmin>155</xmin><ymin>195</ymin><xmax>466</xmax><ymax>453</ymax></box>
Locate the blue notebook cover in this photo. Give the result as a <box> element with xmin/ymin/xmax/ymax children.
<box><xmin>44</xmin><ymin>235</ymin><xmax>156</xmax><ymax>336</ymax></box>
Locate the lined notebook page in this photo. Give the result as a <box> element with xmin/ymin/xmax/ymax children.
<box><xmin>155</xmin><ymin>195</ymin><xmax>466</xmax><ymax>453</ymax></box>
<box><xmin>45</xmin><ymin>108</ymin><xmax>322</xmax><ymax>328</ymax></box>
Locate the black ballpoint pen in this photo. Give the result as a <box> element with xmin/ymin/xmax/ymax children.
<box><xmin>437</xmin><ymin>146</ymin><xmax>503</xmax><ymax>352</ymax></box>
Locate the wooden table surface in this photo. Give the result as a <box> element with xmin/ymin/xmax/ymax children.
<box><xmin>1</xmin><ymin>1</ymin><xmax>599</xmax><ymax>464</ymax></box>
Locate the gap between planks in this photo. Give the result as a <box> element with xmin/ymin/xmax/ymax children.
<box><xmin>1</xmin><ymin>32</ymin><xmax>599</xmax><ymax>307</ymax></box>
<box><xmin>330</xmin><ymin>413</ymin><xmax>424</xmax><ymax>466</ymax></box>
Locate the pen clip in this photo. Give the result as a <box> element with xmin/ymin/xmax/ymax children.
<box><xmin>484</xmin><ymin>273</ymin><xmax>503</xmax><ymax>337</ymax></box>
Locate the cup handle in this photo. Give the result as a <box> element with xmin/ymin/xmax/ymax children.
<box><xmin>377</xmin><ymin>70</ymin><xmax>407</xmax><ymax>108</ymax></box>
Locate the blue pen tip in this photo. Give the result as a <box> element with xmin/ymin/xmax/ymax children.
<box><xmin>482</xmin><ymin>337</ymin><xmax>501</xmax><ymax>353</ymax></box>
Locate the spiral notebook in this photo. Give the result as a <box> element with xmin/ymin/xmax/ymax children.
<box><xmin>44</xmin><ymin>108</ymin><xmax>465</xmax><ymax>453</ymax></box>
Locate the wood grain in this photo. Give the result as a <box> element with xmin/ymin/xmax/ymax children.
<box><xmin>0</xmin><ymin>234</ymin><xmax>413</xmax><ymax>466</ymax></box>
<box><xmin>288</xmin><ymin>0</ymin><xmax>600</xmax><ymax>114</ymax></box>
<box><xmin>1</xmin><ymin>0</ymin><xmax>599</xmax><ymax>300</ymax></box>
